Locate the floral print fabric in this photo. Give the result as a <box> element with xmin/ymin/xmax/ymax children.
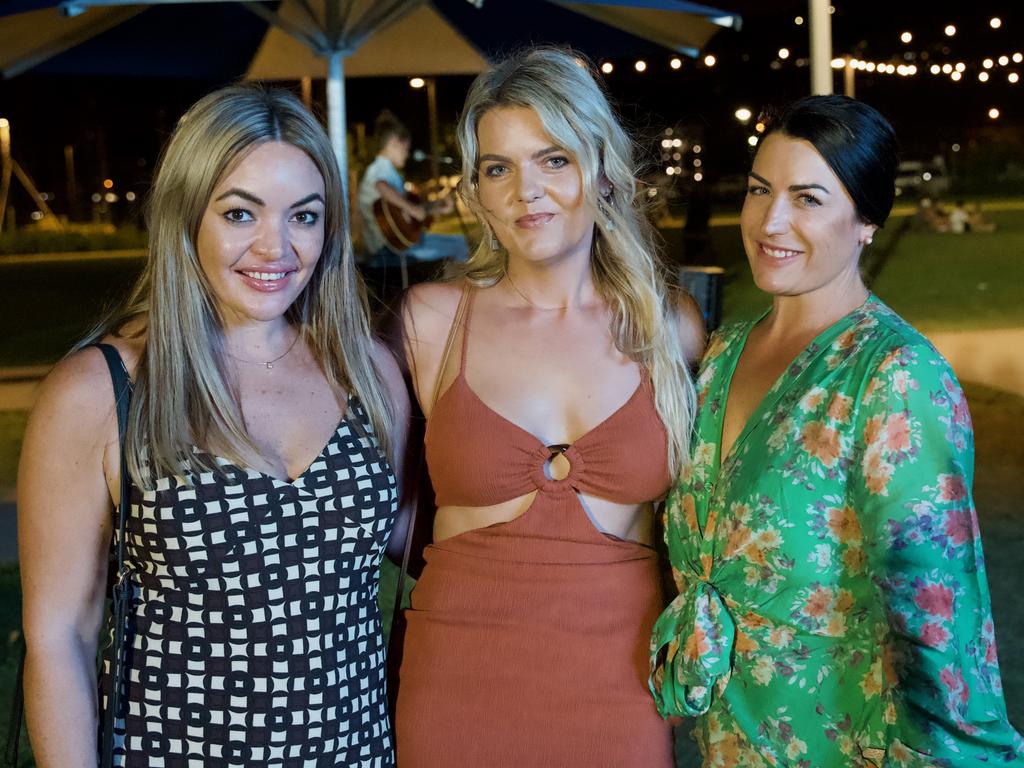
<box><xmin>650</xmin><ymin>296</ymin><xmax>1024</xmax><ymax>767</ymax></box>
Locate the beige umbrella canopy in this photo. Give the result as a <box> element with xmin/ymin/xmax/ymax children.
<box><xmin>247</xmin><ymin>1</ymin><xmax>488</xmax><ymax>79</ymax></box>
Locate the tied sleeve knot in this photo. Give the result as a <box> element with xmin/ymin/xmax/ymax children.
<box><xmin>649</xmin><ymin>578</ymin><xmax>736</xmax><ymax>718</ymax></box>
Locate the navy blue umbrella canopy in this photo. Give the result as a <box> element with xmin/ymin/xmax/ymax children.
<box><xmin>437</xmin><ymin>0</ymin><xmax>741</xmax><ymax>60</ymax></box>
<box><xmin>0</xmin><ymin>0</ymin><xmax>741</xmax><ymax>180</ymax></box>
<box><xmin>1</xmin><ymin>0</ymin><xmax>740</xmax><ymax>79</ymax></box>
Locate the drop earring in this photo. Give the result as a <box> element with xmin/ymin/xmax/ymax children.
<box><xmin>490</xmin><ymin>233</ymin><xmax>499</xmax><ymax>251</ymax></box>
<box><xmin>598</xmin><ymin>196</ymin><xmax>616</xmax><ymax>232</ymax></box>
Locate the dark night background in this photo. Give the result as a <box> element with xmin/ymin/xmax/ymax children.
<box><xmin>0</xmin><ymin>0</ymin><xmax>1022</xmax><ymax>219</ymax></box>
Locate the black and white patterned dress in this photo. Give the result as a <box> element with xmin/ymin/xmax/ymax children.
<box><xmin>99</xmin><ymin>395</ymin><xmax>398</xmax><ymax>767</ymax></box>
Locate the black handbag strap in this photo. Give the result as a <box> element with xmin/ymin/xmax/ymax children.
<box><xmin>93</xmin><ymin>343</ymin><xmax>133</xmax><ymax>768</ymax></box>
<box><xmin>2</xmin><ymin>635</ymin><xmax>25</xmax><ymax>768</ymax></box>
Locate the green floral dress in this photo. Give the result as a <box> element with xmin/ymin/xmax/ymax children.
<box><xmin>650</xmin><ymin>296</ymin><xmax>1024</xmax><ymax>767</ymax></box>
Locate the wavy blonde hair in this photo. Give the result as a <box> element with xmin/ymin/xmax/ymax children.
<box><xmin>80</xmin><ymin>84</ymin><xmax>393</xmax><ymax>487</ymax></box>
<box><xmin>452</xmin><ymin>47</ymin><xmax>696</xmax><ymax>473</ymax></box>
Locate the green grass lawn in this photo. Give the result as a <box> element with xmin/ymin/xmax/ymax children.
<box><xmin>872</xmin><ymin>210</ymin><xmax>1024</xmax><ymax>331</ymax></box>
<box><xmin>0</xmin><ymin>413</ymin><xmax>28</xmax><ymax>490</ymax></box>
<box><xmin>0</xmin><ymin>257</ymin><xmax>143</xmax><ymax>367</ymax></box>
<box><xmin>0</xmin><ymin>206</ymin><xmax>1021</xmax><ymax>367</ymax></box>
<box><xmin>663</xmin><ymin>208</ymin><xmax>1024</xmax><ymax>330</ymax></box>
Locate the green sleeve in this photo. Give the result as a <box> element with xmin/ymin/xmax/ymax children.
<box><xmin>851</xmin><ymin>342</ymin><xmax>1024</xmax><ymax>766</ymax></box>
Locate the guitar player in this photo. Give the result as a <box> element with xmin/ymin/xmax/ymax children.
<box><xmin>356</xmin><ymin>111</ymin><xmax>468</xmax><ymax>278</ymax></box>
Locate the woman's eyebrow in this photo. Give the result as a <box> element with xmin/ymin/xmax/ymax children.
<box><xmin>478</xmin><ymin>146</ymin><xmax>564</xmax><ymax>165</ymax></box>
<box><xmin>747</xmin><ymin>172</ymin><xmax>830</xmax><ymax>194</ymax></box>
<box><xmin>215</xmin><ymin>188</ymin><xmax>263</xmax><ymax>205</ymax></box>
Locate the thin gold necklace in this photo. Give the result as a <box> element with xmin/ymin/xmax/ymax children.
<box><xmin>226</xmin><ymin>330</ymin><xmax>301</xmax><ymax>370</ymax></box>
<box><xmin>504</xmin><ymin>271</ymin><xmax>570</xmax><ymax>311</ymax></box>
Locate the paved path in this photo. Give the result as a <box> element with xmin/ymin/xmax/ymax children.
<box><xmin>927</xmin><ymin>328</ymin><xmax>1024</xmax><ymax>398</ymax></box>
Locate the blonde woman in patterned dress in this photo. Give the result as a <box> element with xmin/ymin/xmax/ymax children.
<box><xmin>650</xmin><ymin>95</ymin><xmax>1024</xmax><ymax>766</ymax></box>
<box><xmin>19</xmin><ymin>86</ymin><xmax>409</xmax><ymax>767</ymax></box>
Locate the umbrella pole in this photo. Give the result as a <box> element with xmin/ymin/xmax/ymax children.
<box><xmin>808</xmin><ymin>0</ymin><xmax>833</xmax><ymax>95</ymax></box>
<box><xmin>327</xmin><ymin>51</ymin><xmax>348</xmax><ymax>205</ymax></box>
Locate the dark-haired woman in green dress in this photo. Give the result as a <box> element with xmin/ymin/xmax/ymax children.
<box><xmin>650</xmin><ymin>96</ymin><xmax>1023</xmax><ymax>767</ymax></box>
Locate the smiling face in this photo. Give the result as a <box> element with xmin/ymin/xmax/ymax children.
<box><xmin>475</xmin><ymin>106</ymin><xmax>596</xmax><ymax>267</ymax></box>
<box><xmin>740</xmin><ymin>132</ymin><xmax>876</xmax><ymax>299</ymax></box>
<box><xmin>196</xmin><ymin>141</ymin><xmax>326</xmax><ymax>328</ymax></box>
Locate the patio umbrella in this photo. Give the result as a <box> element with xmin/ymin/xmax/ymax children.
<box><xmin>0</xmin><ymin>0</ymin><xmax>742</xmax><ymax>188</ymax></box>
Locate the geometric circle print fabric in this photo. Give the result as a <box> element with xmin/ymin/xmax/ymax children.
<box><xmin>99</xmin><ymin>396</ymin><xmax>398</xmax><ymax>767</ymax></box>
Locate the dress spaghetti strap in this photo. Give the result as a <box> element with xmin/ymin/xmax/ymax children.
<box><xmin>455</xmin><ymin>286</ymin><xmax>476</xmax><ymax>376</ymax></box>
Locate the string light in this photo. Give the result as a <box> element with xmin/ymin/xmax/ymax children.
<box><xmin>748</xmin><ymin>136</ymin><xmax>759</xmax><ymax>147</ymax></box>
<box><xmin>951</xmin><ymin>71</ymin><xmax>962</xmax><ymax>81</ymax></box>
<box><xmin>988</xmin><ymin>108</ymin><xmax>1000</xmax><ymax>119</ymax></box>
<box><xmin>704</xmin><ymin>54</ymin><xmax>717</xmax><ymax>67</ymax></box>
<box><xmin>944</xmin><ymin>24</ymin><xmax>957</xmax><ymax>37</ymax></box>
<box><xmin>930</xmin><ymin>64</ymin><xmax>941</xmax><ymax>74</ymax></box>
<box><xmin>942</xmin><ymin>63</ymin><xmax>953</xmax><ymax>74</ymax></box>
<box><xmin>979</xmin><ymin>71</ymin><xmax>990</xmax><ymax>82</ymax></box>
<box><xmin>634</xmin><ymin>60</ymin><xmax>647</xmax><ymax>72</ymax></box>
<box><xmin>694</xmin><ymin>172</ymin><xmax>703</xmax><ymax>182</ymax></box>
<box><xmin>998</xmin><ymin>55</ymin><xmax>1010</xmax><ymax>66</ymax></box>
<box><xmin>831</xmin><ymin>57</ymin><xmax>846</xmax><ymax>69</ymax></box>
<box><xmin>1010</xmin><ymin>73</ymin><xmax>1020</xmax><ymax>84</ymax></box>
<box><xmin>778</xmin><ymin>48</ymin><xmax>790</xmax><ymax>60</ymax></box>
<box><xmin>601</xmin><ymin>62</ymin><xmax>613</xmax><ymax>74</ymax></box>
<box><xmin>990</xmin><ymin>17</ymin><xmax>1002</xmax><ymax>29</ymax></box>
<box><xmin>734</xmin><ymin>107</ymin><xmax>753</xmax><ymax>122</ymax></box>
<box><xmin>409</xmin><ymin>77</ymin><xmax>425</xmax><ymax>88</ymax></box>
<box><xmin>794</xmin><ymin>16</ymin><xmax>804</xmax><ymax>25</ymax></box>
<box><xmin>983</xmin><ymin>58</ymin><xmax>994</xmax><ymax>69</ymax></box>
<box><xmin>955</xmin><ymin>62</ymin><xmax>966</xmax><ymax>72</ymax></box>
<box><xmin>1014</xmin><ymin>53</ymin><xmax>1023</xmax><ymax>64</ymax></box>
<box><xmin>670</xmin><ymin>57</ymin><xmax>682</xmax><ymax>70</ymax></box>
<box><xmin>900</xmin><ymin>32</ymin><xmax>912</xmax><ymax>43</ymax></box>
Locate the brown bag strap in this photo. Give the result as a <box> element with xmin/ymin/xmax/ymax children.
<box><xmin>392</xmin><ymin>283</ymin><xmax>470</xmax><ymax>607</ymax></box>
<box><xmin>387</xmin><ymin>283</ymin><xmax>472</xmax><ymax>723</ymax></box>
<box><xmin>431</xmin><ymin>284</ymin><xmax>472</xmax><ymax>411</ymax></box>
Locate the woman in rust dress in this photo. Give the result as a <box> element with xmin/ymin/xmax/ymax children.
<box><xmin>396</xmin><ymin>48</ymin><xmax>704</xmax><ymax>766</ymax></box>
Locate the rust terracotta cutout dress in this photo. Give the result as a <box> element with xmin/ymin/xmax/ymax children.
<box><xmin>396</xmin><ymin>288</ymin><xmax>674</xmax><ymax>767</ymax></box>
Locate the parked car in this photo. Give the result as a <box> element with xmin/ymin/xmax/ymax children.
<box><xmin>895</xmin><ymin>160</ymin><xmax>950</xmax><ymax>197</ymax></box>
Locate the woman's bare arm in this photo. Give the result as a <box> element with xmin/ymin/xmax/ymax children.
<box><xmin>18</xmin><ymin>348</ymin><xmax>120</xmax><ymax>767</ymax></box>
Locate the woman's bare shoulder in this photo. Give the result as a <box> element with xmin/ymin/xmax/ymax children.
<box><xmin>667</xmin><ymin>287</ymin><xmax>707</xmax><ymax>365</ymax></box>
<box><xmin>28</xmin><ymin>346</ymin><xmax>122</xmax><ymax>453</ymax></box>
<box><xmin>402</xmin><ymin>280</ymin><xmax>466</xmax><ymax>344</ymax></box>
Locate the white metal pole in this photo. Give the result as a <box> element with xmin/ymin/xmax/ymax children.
<box><xmin>809</xmin><ymin>0</ymin><xmax>833</xmax><ymax>95</ymax></box>
<box><xmin>326</xmin><ymin>51</ymin><xmax>348</xmax><ymax>203</ymax></box>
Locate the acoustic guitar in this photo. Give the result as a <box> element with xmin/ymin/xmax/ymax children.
<box><xmin>372</xmin><ymin>191</ymin><xmax>450</xmax><ymax>252</ymax></box>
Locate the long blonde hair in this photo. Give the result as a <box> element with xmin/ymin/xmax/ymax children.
<box><xmin>81</xmin><ymin>84</ymin><xmax>393</xmax><ymax>487</ymax></box>
<box><xmin>453</xmin><ymin>47</ymin><xmax>696</xmax><ymax>473</ymax></box>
